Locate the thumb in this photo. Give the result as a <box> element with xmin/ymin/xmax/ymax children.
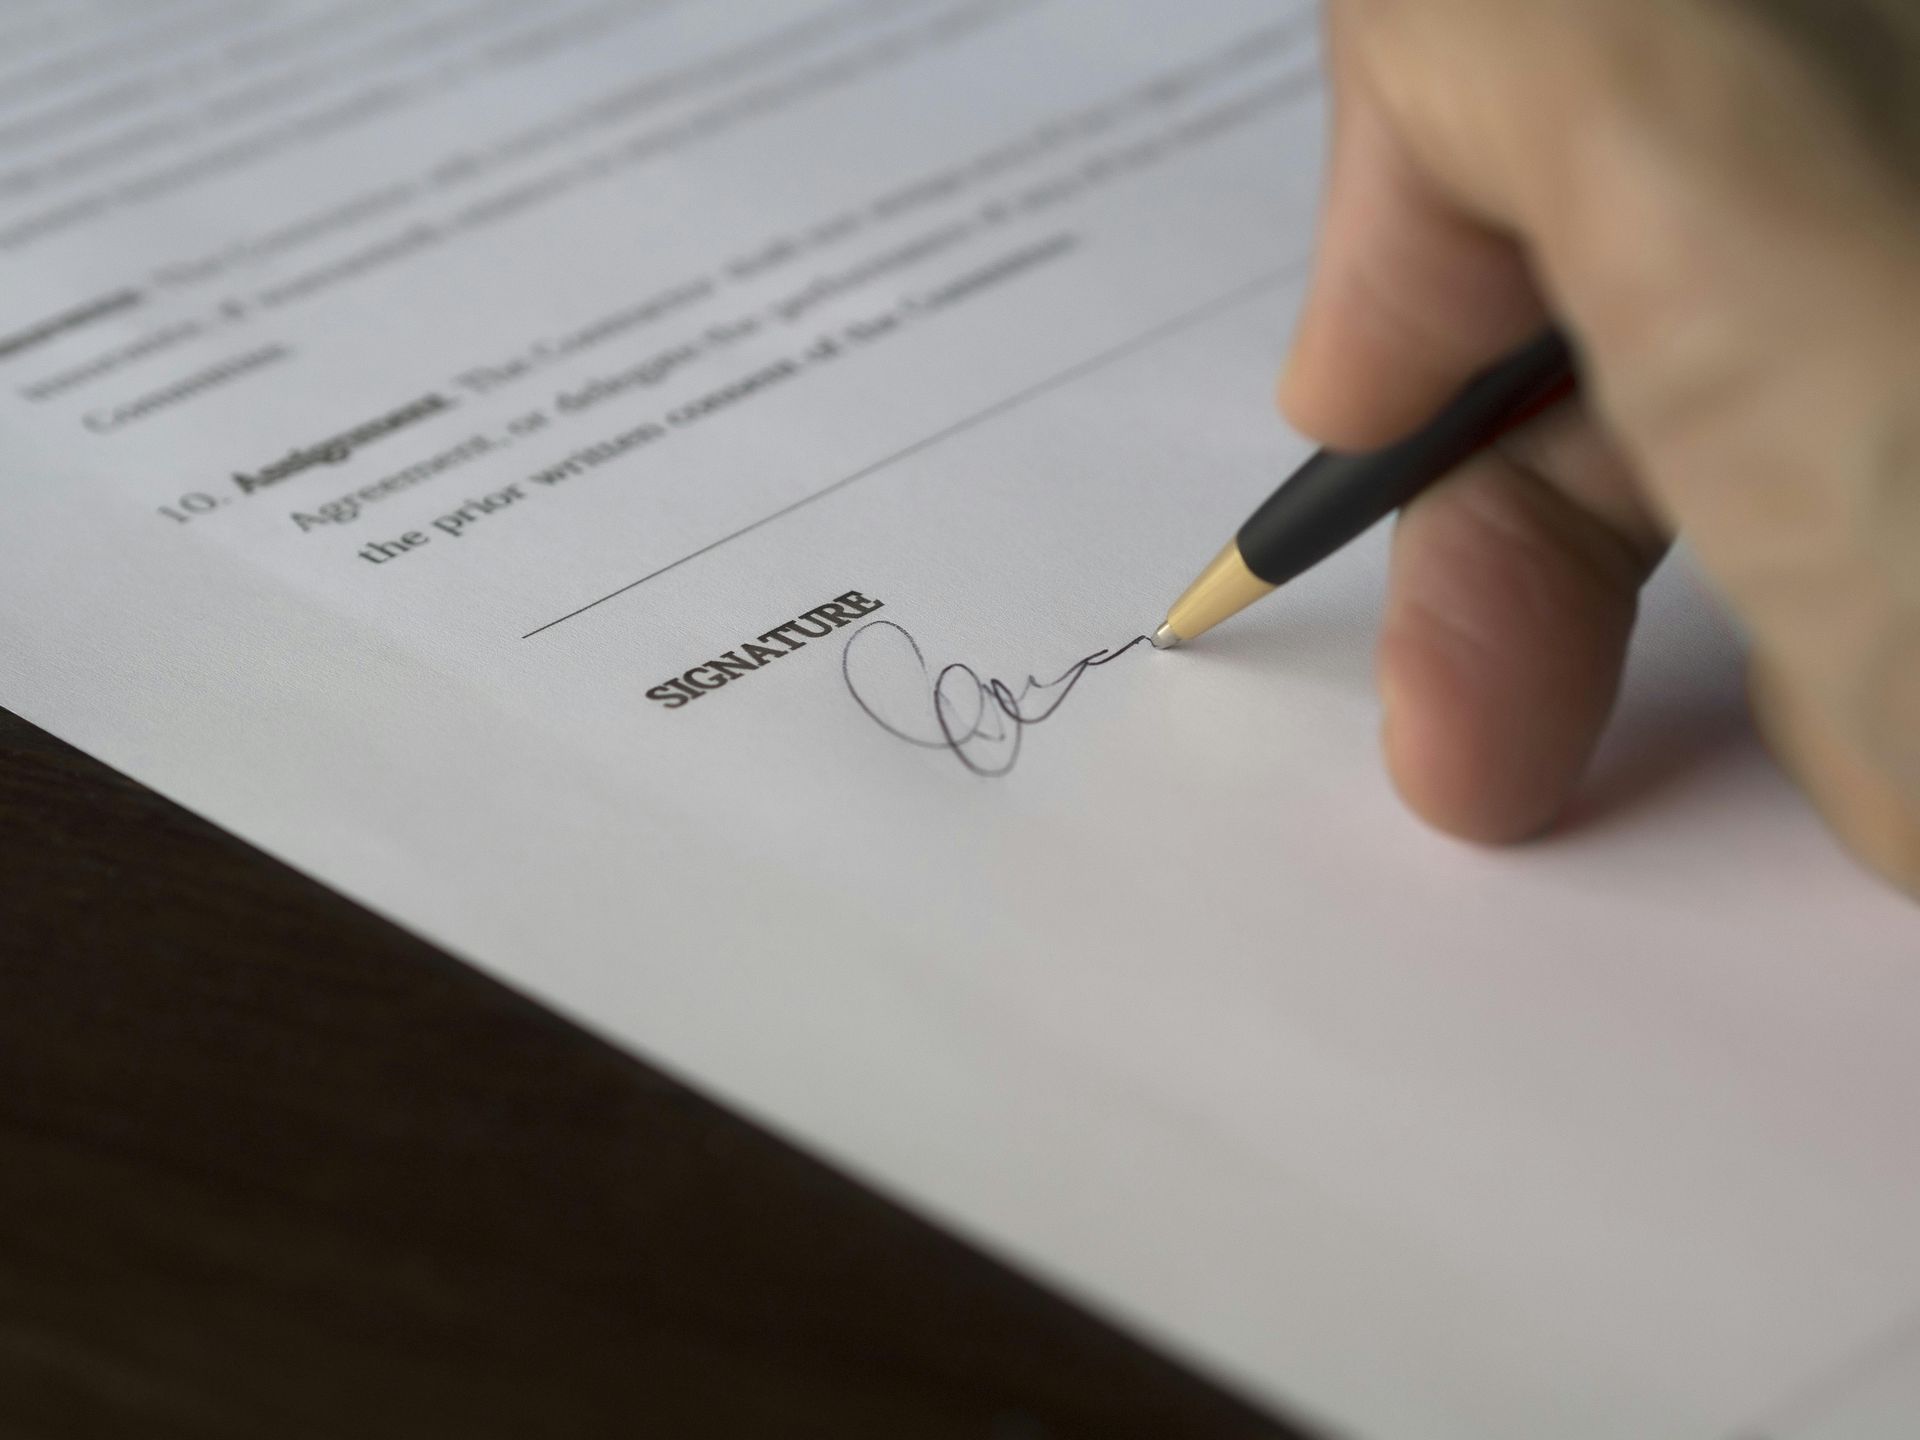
<box><xmin>1278</xmin><ymin>7</ymin><xmax>1547</xmax><ymax>450</ymax></box>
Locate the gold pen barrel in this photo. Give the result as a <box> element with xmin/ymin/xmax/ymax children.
<box><xmin>1154</xmin><ymin>541</ymin><xmax>1275</xmax><ymax>648</ymax></box>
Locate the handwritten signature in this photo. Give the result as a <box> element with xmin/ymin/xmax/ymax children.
<box><xmin>841</xmin><ymin>619</ymin><xmax>1150</xmax><ymax>776</ymax></box>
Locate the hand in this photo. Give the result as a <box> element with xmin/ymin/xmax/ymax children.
<box><xmin>1282</xmin><ymin>0</ymin><xmax>1920</xmax><ymax>891</ymax></box>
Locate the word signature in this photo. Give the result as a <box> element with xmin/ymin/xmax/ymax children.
<box><xmin>841</xmin><ymin>619</ymin><xmax>1150</xmax><ymax>776</ymax></box>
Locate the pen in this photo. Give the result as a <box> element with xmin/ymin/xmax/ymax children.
<box><xmin>1151</xmin><ymin>327</ymin><xmax>1576</xmax><ymax>649</ymax></box>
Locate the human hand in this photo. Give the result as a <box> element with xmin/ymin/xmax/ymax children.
<box><xmin>1282</xmin><ymin>0</ymin><xmax>1920</xmax><ymax>891</ymax></box>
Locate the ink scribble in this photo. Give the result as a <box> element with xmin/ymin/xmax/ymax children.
<box><xmin>841</xmin><ymin>619</ymin><xmax>1150</xmax><ymax>776</ymax></box>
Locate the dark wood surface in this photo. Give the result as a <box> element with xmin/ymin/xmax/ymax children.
<box><xmin>0</xmin><ymin>703</ymin><xmax>1307</xmax><ymax>1440</ymax></box>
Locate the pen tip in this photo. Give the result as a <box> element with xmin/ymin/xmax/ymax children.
<box><xmin>1150</xmin><ymin>623</ymin><xmax>1181</xmax><ymax>651</ymax></box>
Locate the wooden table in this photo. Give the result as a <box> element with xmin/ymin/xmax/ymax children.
<box><xmin>0</xmin><ymin>704</ymin><xmax>1307</xmax><ymax>1439</ymax></box>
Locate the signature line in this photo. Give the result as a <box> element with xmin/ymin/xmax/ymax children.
<box><xmin>518</xmin><ymin>263</ymin><xmax>1302</xmax><ymax>640</ymax></box>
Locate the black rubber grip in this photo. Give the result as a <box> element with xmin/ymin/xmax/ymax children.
<box><xmin>1236</xmin><ymin>328</ymin><xmax>1574</xmax><ymax>587</ymax></box>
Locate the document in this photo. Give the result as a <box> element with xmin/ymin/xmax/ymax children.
<box><xmin>2</xmin><ymin>3</ymin><xmax>1917</xmax><ymax>1436</ymax></box>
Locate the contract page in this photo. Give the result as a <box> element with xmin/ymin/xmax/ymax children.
<box><xmin>0</xmin><ymin>3</ymin><xmax>1916</xmax><ymax>1437</ymax></box>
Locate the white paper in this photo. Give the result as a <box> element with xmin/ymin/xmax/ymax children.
<box><xmin>1</xmin><ymin>4</ymin><xmax>1916</xmax><ymax>1437</ymax></box>
<box><xmin>1776</xmin><ymin>1327</ymin><xmax>1920</xmax><ymax>1440</ymax></box>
